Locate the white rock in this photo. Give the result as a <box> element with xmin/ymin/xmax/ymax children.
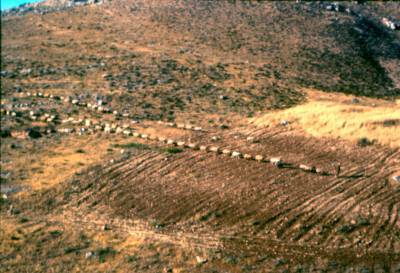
<box><xmin>231</xmin><ymin>151</ymin><xmax>242</xmax><ymax>158</ymax></box>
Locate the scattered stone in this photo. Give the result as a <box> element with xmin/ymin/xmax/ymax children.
<box><xmin>270</xmin><ymin>157</ymin><xmax>283</xmax><ymax>167</ymax></box>
<box><xmin>280</xmin><ymin>120</ymin><xmax>289</xmax><ymax>126</ymax></box>
<box><xmin>299</xmin><ymin>164</ymin><xmax>316</xmax><ymax>172</ymax></box>
<box><xmin>209</xmin><ymin>146</ymin><xmax>221</xmax><ymax>153</ymax></box>
<box><xmin>196</xmin><ymin>256</ymin><xmax>208</xmax><ymax>264</ymax></box>
<box><xmin>85</xmin><ymin>251</ymin><xmax>93</xmax><ymax>259</ymax></box>
<box><xmin>243</xmin><ymin>154</ymin><xmax>252</xmax><ymax>160</ymax></box>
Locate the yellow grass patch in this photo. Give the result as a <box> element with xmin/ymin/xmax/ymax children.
<box><xmin>251</xmin><ymin>89</ymin><xmax>400</xmax><ymax>147</ymax></box>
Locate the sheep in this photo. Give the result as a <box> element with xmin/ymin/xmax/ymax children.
<box><xmin>193</xmin><ymin>127</ymin><xmax>202</xmax><ymax>131</ymax></box>
<box><xmin>222</xmin><ymin>149</ymin><xmax>232</xmax><ymax>156</ymax></box>
<box><xmin>231</xmin><ymin>151</ymin><xmax>242</xmax><ymax>158</ymax></box>
<box><xmin>185</xmin><ymin>124</ymin><xmax>193</xmax><ymax>130</ymax></box>
<box><xmin>133</xmin><ymin>132</ymin><xmax>140</xmax><ymax>137</ymax></box>
<box><xmin>166</xmin><ymin>122</ymin><xmax>176</xmax><ymax>127</ymax></box>
<box><xmin>211</xmin><ymin>136</ymin><xmax>220</xmax><ymax>141</ymax></box>
<box><xmin>158</xmin><ymin>136</ymin><xmax>166</xmax><ymax>142</ymax></box>
<box><xmin>140</xmin><ymin>134</ymin><xmax>148</xmax><ymax>139</ymax></box>
<box><xmin>177</xmin><ymin>123</ymin><xmax>185</xmax><ymax>129</ymax></box>
<box><xmin>209</xmin><ymin>146</ymin><xmax>221</xmax><ymax>153</ymax></box>
<box><xmin>167</xmin><ymin>139</ymin><xmax>175</xmax><ymax>145</ymax></box>
<box><xmin>254</xmin><ymin>155</ymin><xmax>264</xmax><ymax>162</ymax></box>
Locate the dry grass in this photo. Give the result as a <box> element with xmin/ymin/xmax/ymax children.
<box><xmin>251</xmin><ymin>89</ymin><xmax>400</xmax><ymax>147</ymax></box>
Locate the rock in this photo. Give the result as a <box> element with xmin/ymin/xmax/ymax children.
<box><xmin>167</xmin><ymin>139</ymin><xmax>175</xmax><ymax>145</ymax></box>
<box><xmin>102</xmin><ymin>224</ymin><xmax>111</xmax><ymax>231</ymax></box>
<box><xmin>177</xmin><ymin>141</ymin><xmax>185</xmax><ymax>147</ymax></box>
<box><xmin>209</xmin><ymin>146</ymin><xmax>221</xmax><ymax>153</ymax></box>
<box><xmin>352</xmin><ymin>98</ymin><xmax>360</xmax><ymax>104</ymax></box>
<box><xmin>196</xmin><ymin>256</ymin><xmax>208</xmax><ymax>264</ymax></box>
<box><xmin>280</xmin><ymin>120</ymin><xmax>289</xmax><ymax>126</ymax></box>
<box><xmin>123</xmin><ymin>130</ymin><xmax>132</xmax><ymax>136</ymax></box>
<box><xmin>270</xmin><ymin>157</ymin><xmax>282</xmax><ymax>166</ymax></box>
<box><xmin>211</xmin><ymin>136</ymin><xmax>220</xmax><ymax>141</ymax></box>
<box><xmin>85</xmin><ymin>251</ymin><xmax>93</xmax><ymax>259</ymax></box>
<box><xmin>299</xmin><ymin>164</ymin><xmax>316</xmax><ymax>172</ymax></box>
<box><xmin>199</xmin><ymin>145</ymin><xmax>208</xmax><ymax>151</ymax></box>
<box><xmin>392</xmin><ymin>175</ymin><xmax>400</xmax><ymax>183</ymax></box>
<box><xmin>188</xmin><ymin>143</ymin><xmax>199</xmax><ymax>150</ymax></box>
<box><xmin>243</xmin><ymin>154</ymin><xmax>252</xmax><ymax>160</ymax></box>
<box><xmin>246</xmin><ymin>136</ymin><xmax>255</xmax><ymax>142</ymax></box>
<box><xmin>231</xmin><ymin>151</ymin><xmax>242</xmax><ymax>158</ymax></box>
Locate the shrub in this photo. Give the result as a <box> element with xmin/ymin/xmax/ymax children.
<box><xmin>165</xmin><ymin>147</ymin><xmax>183</xmax><ymax>154</ymax></box>
<box><xmin>357</xmin><ymin>137</ymin><xmax>374</xmax><ymax>147</ymax></box>
<box><xmin>0</xmin><ymin>128</ymin><xmax>12</xmax><ymax>138</ymax></box>
<box><xmin>113</xmin><ymin>142</ymin><xmax>149</xmax><ymax>150</ymax></box>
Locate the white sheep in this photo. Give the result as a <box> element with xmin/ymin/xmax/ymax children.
<box><xmin>254</xmin><ymin>155</ymin><xmax>264</xmax><ymax>162</ymax></box>
<box><xmin>222</xmin><ymin>149</ymin><xmax>231</xmax><ymax>155</ymax></box>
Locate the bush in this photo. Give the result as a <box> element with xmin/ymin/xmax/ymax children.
<box><xmin>113</xmin><ymin>142</ymin><xmax>149</xmax><ymax>150</ymax></box>
<box><xmin>27</xmin><ymin>127</ymin><xmax>42</xmax><ymax>139</ymax></box>
<box><xmin>0</xmin><ymin>128</ymin><xmax>12</xmax><ymax>138</ymax></box>
<box><xmin>96</xmin><ymin>247</ymin><xmax>116</xmax><ymax>263</ymax></box>
<box><xmin>165</xmin><ymin>147</ymin><xmax>183</xmax><ymax>154</ymax></box>
<box><xmin>357</xmin><ymin>137</ymin><xmax>374</xmax><ymax>147</ymax></box>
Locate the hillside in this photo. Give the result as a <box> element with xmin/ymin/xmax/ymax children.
<box><xmin>1</xmin><ymin>1</ymin><xmax>400</xmax><ymax>272</ymax></box>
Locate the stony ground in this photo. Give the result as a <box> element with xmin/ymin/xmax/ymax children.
<box><xmin>1</xmin><ymin>1</ymin><xmax>400</xmax><ymax>272</ymax></box>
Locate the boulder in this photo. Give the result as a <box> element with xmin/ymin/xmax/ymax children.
<box><xmin>209</xmin><ymin>146</ymin><xmax>221</xmax><ymax>153</ymax></box>
<box><xmin>231</xmin><ymin>151</ymin><xmax>242</xmax><ymax>158</ymax></box>
<box><xmin>270</xmin><ymin>157</ymin><xmax>283</xmax><ymax>167</ymax></box>
<box><xmin>243</xmin><ymin>154</ymin><xmax>252</xmax><ymax>160</ymax></box>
